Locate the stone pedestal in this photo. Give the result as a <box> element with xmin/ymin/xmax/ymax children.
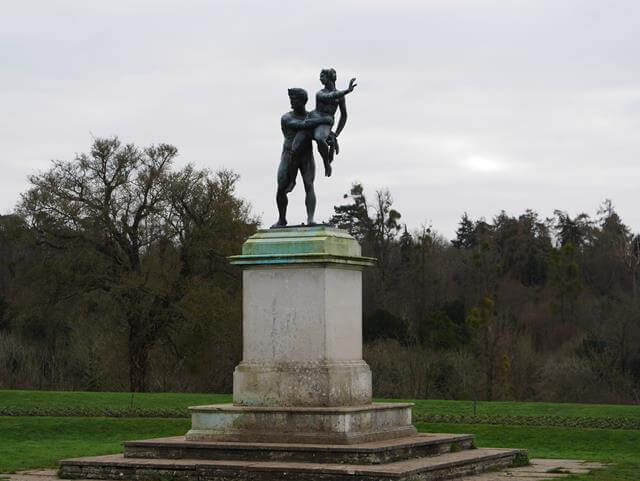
<box><xmin>233</xmin><ymin>228</ymin><xmax>374</xmax><ymax>407</ymax></box>
<box><xmin>185</xmin><ymin>226</ymin><xmax>416</xmax><ymax>443</ymax></box>
<box><xmin>59</xmin><ymin>225</ymin><xmax>528</xmax><ymax>480</ymax></box>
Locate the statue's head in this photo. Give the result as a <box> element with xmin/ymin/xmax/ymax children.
<box><xmin>288</xmin><ymin>88</ymin><xmax>308</xmax><ymax>111</ymax></box>
<box><xmin>319</xmin><ymin>68</ymin><xmax>337</xmax><ymax>86</ymax></box>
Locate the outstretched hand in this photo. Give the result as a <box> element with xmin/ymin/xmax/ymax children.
<box><xmin>348</xmin><ymin>78</ymin><xmax>357</xmax><ymax>92</ymax></box>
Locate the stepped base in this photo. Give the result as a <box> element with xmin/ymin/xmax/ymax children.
<box><xmin>124</xmin><ymin>433</ymin><xmax>474</xmax><ymax>464</ymax></box>
<box><xmin>59</xmin><ymin>447</ymin><xmax>525</xmax><ymax>481</ymax></box>
<box><xmin>186</xmin><ymin>402</ymin><xmax>417</xmax><ymax>444</ymax></box>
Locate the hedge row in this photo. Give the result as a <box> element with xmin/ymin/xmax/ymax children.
<box><xmin>415</xmin><ymin>414</ymin><xmax>640</xmax><ymax>430</ymax></box>
<box><xmin>0</xmin><ymin>407</ymin><xmax>188</xmax><ymax>418</ymax></box>
<box><xmin>1</xmin><ymin>407</ymin><xmax>638</xmax><ymax>430</ymax></box>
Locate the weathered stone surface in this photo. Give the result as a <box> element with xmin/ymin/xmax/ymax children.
<box><xmin>457</xmin><ymin>458</ymin><xmax>605</xmax><ymax>480</ymax></box>
<box><xmin>124</xmin><ymin>433</ymin><xmax>475</xmax><ymax>464</ymax></box>
<box><xmin>11</xmin><ymin>458</ymin><xmax>602</xmax><ymax>481</ymax></box>
<box><xmin>242</xmin><ymin>266</ymin><xmax>363</xmax><ymax>362</ymax></box>
<box><xmin>228</xmin><ymin>228</ymin><xmax>376</xmax><ymax>408</ymax></box>
<box><xmin>58</xmin><ymin>448</ymin><xmax>525</xmax><ymax>481</ymax></box>
<box><xmin>185</xmin><ymin>402</ymin><xmax>417</xmax><ymax>444</ymax></box>
<box><xmin>234</xmin><ymin>265</ymin><xmax>372</xmax><ymax>407</ymax></box>
<box><xmin>229</xmin><ymin>226</ymin><xmax>376</xmax><ymax>267</ymax></box>
<box><xmin>234</xmin><ymin>359</ymin><xmax>372</xmax><ymax>408</ymax></box>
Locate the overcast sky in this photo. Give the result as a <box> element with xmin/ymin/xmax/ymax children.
<box><xmin>2</xmin><ymin>0</ymin><xmax>639</xmax><ymax>238</ymax></box>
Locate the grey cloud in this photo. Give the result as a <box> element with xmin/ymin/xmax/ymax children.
<box><xmin>1</xmin><ymin>0</ymin><xmax>639</xmax><ymax>237</ymax></box>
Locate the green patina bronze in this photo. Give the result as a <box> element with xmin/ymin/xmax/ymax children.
<box><xmin>229</xmin><ymin>226</ymin><xmax>376</xmax><ymax>267</ymax></box>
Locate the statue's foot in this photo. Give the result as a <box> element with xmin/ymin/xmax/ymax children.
<box><xmin>307</xmin><ymin>219</ymin><xmax>317</xmax><ymax>226</ymax></box>
<box><xmin>270</xmin><ymin>220</ymin><xmax>287</xmax><ymax>228</ymax></box>
<box><xmin>324</xmin><ymin>164</ymin><xmax>332</xmax><ymax>177</ymax></box>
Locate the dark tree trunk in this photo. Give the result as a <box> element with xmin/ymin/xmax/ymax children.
<box><xmin>128</xmin><ymin>329</ymin><xmax>149</xmax><ymax>392</ymax></box>
<box><xmin>485</xmin><ymin>361</ymin><xmax>494</xmax><ymax>401</ymax></box>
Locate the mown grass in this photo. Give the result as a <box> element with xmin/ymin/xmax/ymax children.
<box><xmin>0</xmin><ymin>416</ymin><xmax>190</xmax><ymax>473</ymax></box>
<box><xmin>405</xmin><ymin>399</ymin><xmax>640</xmax><ymax>430</ymax></box>
<box><xmin>419</xmin><ymin>422</ymin><xmax>640</xmax><ymax>480</ymax></box>
<box><xmin>2</xmin><ymin>390</ymin><xmax>638</xmax><ymax>422</ymax></box>
<box><xmin>1</xmin><ymin>417</ymin><xmax>638</xmax><ymax>477</ymax></box>
<box><xmin>0</xmin><ymin>416</ymin><xmax>640</xmax><ymax>481</ymax></box>
<box><xmin>1</xmin><ymin>391</ymin><xmax>639</xmax><ymax>479</ymax></box>
<box><xmin>405</xmin><ymin>399</ymin><xmax>640</xmax><ymax>420</ymax></box>
<box><xmin>0</xmin><ymin>390</ymin><xmax>230</xmax><ymax>417</ymax></box>
<box><xmin>417</xmin><ymin>422</ymin><xmax>640</xmax><ymax>461</ymax></box>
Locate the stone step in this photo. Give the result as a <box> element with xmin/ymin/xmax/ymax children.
<box><xmin>124</xmin><ymin>433</ymin><xmax>475</xmax><ymax>464</ymax></box>
<box><xmin>186</xmin><ymin>402</ymin><xmax>417</xmax><ymax>444</ymax></box>
<box><xmin>59</xmin><ymin>447</ymin><xmax>526</xmax><ymax>481</ymax></box>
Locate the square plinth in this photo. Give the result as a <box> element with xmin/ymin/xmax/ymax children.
<box><xmin>227</xmin><ymin>227</ymin><xmax>378</xmax><ymax>407</ymax></box>
<box><xmin>185</xmin><ymin>403</ymin><xmax>417</xmax><ymax>444</ymax></box>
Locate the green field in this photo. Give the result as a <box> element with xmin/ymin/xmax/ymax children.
<box><xmin>0</xmin><ymin>391</ymin><xmax>231</xmax><ymax>416</ymax></box>
<box><xmin>417</xmin><ymin>422</ymin><xmax>640</xmax><ymax>462</ymax></box>
<box><xmin>2</xmin><ymin>390</ymin><xmax>638</xmax><ymax>422</ymax></box>
<box><xmin>1</xmin><ymin>417</ymin><xmax>638</xmax><ymax>478</ymax></box>
<box><xmin>0</xmin><ymin>416</ymin><xmax>190</xmax><ymax>473</ymax></box>
<box><xmin>417</xmin><ymin>423</ymin><xmax>640</xmax><ymax>481</ymax></box>
<box><xmin>407</xmin><ymin>399</ymin><xmax>640</xmax><ymax>420</ymax></box>
<box><xmin>0</xmin><ymin>391</ymin><xmax>638</xmax><ymax>480</ymax></box>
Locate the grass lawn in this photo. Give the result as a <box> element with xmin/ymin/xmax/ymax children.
<box><xmin>417</xmin><ymin>422</ymin><xmax>640</xmax><ymax>462</ymax></box>
<box><xmin>1</xmin><ymin>417</ymin><xmax>638</xmax><ymax>478</ymax></box>
<box><xmin>0</xmin><ymin>417</ymin><xmax>189</xmax><ymax>473</ymax></box>
<box><xmin>405</xmin><ymin>399</ymin><xmax>640</xmax><ymax>420</ymax></box>
<box><xmin>2</xmin><ymin>390</ymin><xmax>638</xmax><ymax>422</ymax></box>
<box><xmin>1</xmin><ymin>392</ymin><xmax>638</xmax><ymax>479</ymax></box>
<box><xmin>419</xmin><ymin>422</ymin><xmax>640</xmax><ymax>481</ymax></box>
<box><xmin>0</xmin><ymin>391</ymin><xmax>230</xmax><ymax>416</ymax></box>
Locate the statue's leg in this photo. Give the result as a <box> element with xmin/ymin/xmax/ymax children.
<box><xmin>274</xmin><ymin>186</ymin><xmax>287</xmax><ymax>228</ymax></box>
<box><xmin>300</xmin><ymin>152</ymin><xmax>316</xmax><ymax>225</ymax></box>
<box><xmin>313</xmin><ymin>125</ymin><xmax>332</xmax><ymax>177</ymax></box>
<box><xmin>271</xmin><ymin>151</ymin><xmax>294</xmax><ymax>228</ymax></box>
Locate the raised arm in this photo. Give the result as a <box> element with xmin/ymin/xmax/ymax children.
<box><xmin>317</xmin><ymin>78</ymin><xmax>358</xmax><ymax>102</ymax></box>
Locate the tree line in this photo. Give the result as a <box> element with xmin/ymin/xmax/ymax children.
<box><xmin>331</xmin><ymin>185</ymin><xmax>640</xmax><ymax>403</ymax></box>
<box><xmin>1</xmin><ymin>138</ymin><xmax>639</xmax><ymax>403</ymax></box>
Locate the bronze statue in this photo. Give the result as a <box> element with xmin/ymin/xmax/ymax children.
<box><xmin>272</xmin><ymin>69</ymin><xmax>357</xmax><ymax>228</ymax></box>
<box><xmin>271</xmin><ymin>88</ymin><xmax>331</xmax><ymax>228</ymax></box>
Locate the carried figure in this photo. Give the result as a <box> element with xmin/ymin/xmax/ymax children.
<box><xmin>292</xmin><ymin>68</ymin><xmax>357</xmax><ymax>177</ymax></box>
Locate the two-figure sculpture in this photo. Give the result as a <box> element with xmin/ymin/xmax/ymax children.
<box><xmin>272</xmin><ymin>68</ymin><xmax>357</xmax><ymax>228</ymax></box>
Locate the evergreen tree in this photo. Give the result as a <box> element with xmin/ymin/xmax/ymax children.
<box><xmin>452</xmin><ymin>213</ymin><xmax>476</xmax><ymax>249</ymax></box>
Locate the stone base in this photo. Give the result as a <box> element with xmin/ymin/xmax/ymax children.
<box><xmin>186</xmin><ymin>402</ymin><xmax>416</xmax><ymax>444</ymax></box>
<box><xmin>233</xmin><ymin>360</ymin><xmax>372</xmax><ymax>407</ymax></box>
<box><xmin>59</xmin><ymin>445</ymin><xmax>527</xmax><ymax>481</ymax></box>
<box><xmin>123</xmin><ymin>433</ymin><xmax>475</xmax><ymax>464</ymax></box>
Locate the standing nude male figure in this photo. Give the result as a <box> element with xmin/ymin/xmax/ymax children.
<box><xmin>271</xmin><ymin>88</ymin><xmax>331</xmax><ymax>228</ymax></box>
<box><xmin>292</xmin><ymin>68</ymin><xmax>357</xmax><ymax>177</ymax></box>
